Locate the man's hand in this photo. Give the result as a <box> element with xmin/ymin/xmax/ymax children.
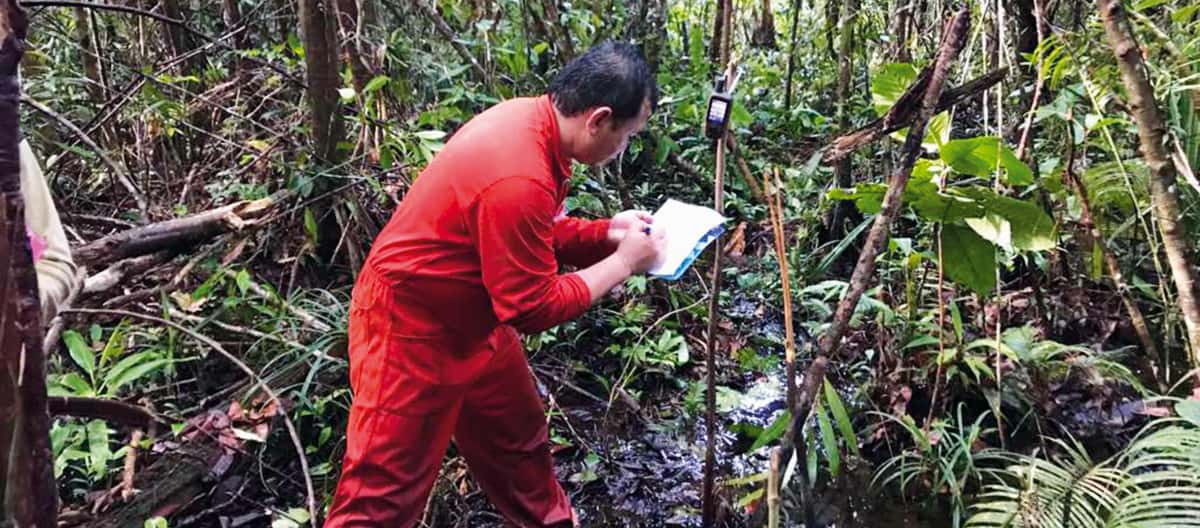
<box><xmin>607</xmin><ymin>210</ymin><xmax>654</xmax><ymax>244</ymax></box>
<box><xmin>614</xmin><ymin>220</ymin><xmax>667</xmax><ymax>274</ymax></box>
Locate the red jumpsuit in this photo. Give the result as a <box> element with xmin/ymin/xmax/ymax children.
<box><xmin>326</xmin><ymin>95</ymin><xmax>614</xmax><ymax>527</ymax></box>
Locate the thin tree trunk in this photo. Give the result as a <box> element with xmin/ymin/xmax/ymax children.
<box><xmin>299</xmin><ymin>0</ymin><xmax>346</xmax><ymax>162</ymax></box>
<box><xmin>1065</xmin><ymin>144</ymin><xmax>1162</xmax><ymax>390</ymax></box>
<box><xmin>0</xmin><ymin>2</ymin><xmax>55</xmax><ymax>524</ymax></box>
<box><xmin>783</xmin><ymin>0</ymin><xmax>801</xmax><ymax>108</ymax></box>
<box><xmin>709</xmin><ymin>0</ymin><xmax>726</xmax><ymax>62</ymax></box>
<box><xmin>828</xmin><ymin>0</ymin><xmax>859</xmax><ymax>240</ymax></box>
<box><xmin>336</xmin><ymin>0</ymin><xmax>373</xmax><ymax>93</ymax></box>
<box><xmin>73</xmin><ymin>6</ymin><xmax>103</xmax><ymax>102</ymax></box>
<box><xmin>818</xmin><ymin>9</ymin><xmax>971</xmax><ymax>357</ymax></box>
<box><xmin>1100</xmin><ymin>0</ymin><xmax>1200</xmax><ymax>374</ymax></box>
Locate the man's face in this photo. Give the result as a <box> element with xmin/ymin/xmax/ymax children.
<box><xmin>579</xmin><ymin>99</ymin><xmax>652</xmax><ymax>165</ymax></box>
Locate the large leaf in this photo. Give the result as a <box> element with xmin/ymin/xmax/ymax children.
<box><xmin>86</xmin><ymin>419</ymin><xmax>111</xmax><ymax>478</ymax></box>
<box><xmin>103</xmin><ymin>352</ymin><xmax>170</xmax><ymax>395</ymax></box>
<box><xmin>942</xmin><ymin>224</ymin><xmax>997</xmax><ymax>295</ymax></box>
<box><xmin>63</xmin><ymin>330</ymin><xmax>95</xmax><ymax>379</ymax></box>
<box><xmin>960</xmin><ymin>188</ymin><xmax>1057</xmax><ymax>251</ymax></box>
<box><xmin>940</xmin><ymin>136</ymin><xmax>1034</xmax><ymax>186</ymax></box>
<box><xmin>749</xmin><ymin>410</ymin><xmax>791</xmax><ymax>452</ymax></box>
<box><xmin>816</xmin><ymin>401</ymin><xmax>840</xmax><ymax>477</ymax></box>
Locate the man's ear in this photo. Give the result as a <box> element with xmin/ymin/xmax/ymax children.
<box><xmin>585</xmin><ymin>107</ymin><xmax>614</xmax><ymax>134</ymax></box>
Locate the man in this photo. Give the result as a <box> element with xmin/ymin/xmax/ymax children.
<box><xmin>327</xmin><ymin>41</ymin><xmax>666</xmax><ymax>527</ymax></box>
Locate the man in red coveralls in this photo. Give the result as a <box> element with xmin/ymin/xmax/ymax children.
<box><xmin>326</xmin><ymin>41</ymin><xmax>665</xmax><ymax>527</ymax></box>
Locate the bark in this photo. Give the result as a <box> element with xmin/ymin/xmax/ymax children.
<box><xmin>74</xmin><ymin>193</ymin><xmax>285</xmax><ymax>269</ymax></box>
<box><xmin>48</xmin><ymin>396</ymin><xmax>161</xmax><ymax>430</ymax></box>
<box><xmin>887</xmin><ymin>0</ymin><xmax>913</xmax><ymax>62</ymax></box>
<box><xmin>0</xmin><ymin>3</ymin><xmax>55</xmax><ymax>525</ymax></box>
<box><xmin>823</xmin><ymin>67</ymin><xmax>1008</xmax><ymax>164</ymax></box>
<box><xmin>299</xmin><ymin>0</ymin><xmax>346</xmax><ymax>162</ymax></box>
<box><xmin>817</xmin><ymin>9</ymin><xmax>971</xmax><ymax>357</ymax></box>
<box><xmin>1100</xmin><ymin>0</ymin><xmax>1200</xmax><ymax>373</ymax></box>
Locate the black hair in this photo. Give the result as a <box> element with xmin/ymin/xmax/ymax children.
<box><xmin>548</xmin><ymin>40</ymin><xmax>659</xmax><ymax>122</ymax></box>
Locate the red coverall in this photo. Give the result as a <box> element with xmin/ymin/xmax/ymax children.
<box><xmin>326</xmin><ymin>95</ymin><xmax>614</xmax><ymax>527</ymax></box>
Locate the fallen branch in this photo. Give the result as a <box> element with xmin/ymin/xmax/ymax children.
<box><xmin>822</xmin><ymin>66</ymin><xmax>1008</xmax><ymax>164</ymax></box>
<box><xmin>82</xmin><ymin>251</ymin><xmax>174</xmax><ymax>295</ymax></box>
<box><xmin>48</xmin><ymin>396</ymin><xmax>161</xmax><ymax>429</ymax></box>
<box><xmin>74</xmin><ymin>191</ymin><xmax>288</xmax><ymax>269</ymax></box>
<box><xmin>22</xmin><ymin>93</ymin><xmax>147</xmax><ymax>218</ymax></box>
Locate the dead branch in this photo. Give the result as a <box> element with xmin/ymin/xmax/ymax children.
<box><xmin>74</xmin><ymin>191</ymin><xmax>288</xmax><ymax>269</ymax></box>
<box><xmin>412</xmin><ymin>0</ymin><xmax>490</xmax><ymax>83</ymax></box>
<box><xmin>822</xmin><ymin>67</ymin><xmax>1008</xmax><ymax>164</ymax></box>
<box><xmin>48</xmin><ymin>396</ymin><xmax>162</xmax><ymax>429</ymax></box>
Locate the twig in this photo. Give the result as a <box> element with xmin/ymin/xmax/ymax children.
<box><xmin>120</xmin><ymin>429</ymin><xmax>143</xmax><ymax>500</ymax></box>
<box><xmin>764</xmin><ymin>168</ymin><xmax>797</xmax><ymax>411</ymax></box>
<box><xmin>766</xmin><ymin>447</ymin><xmax>781</xmax><ymax>528</ymax></box>
<box><xmin>21</xmin><ymin>93</ymin><xmax>147</xmax><ymax>218</ymax></box>
<box><xmin>65</xmin><ymin>308</ymin><xmax>319</xmax><ymax>524</ymax></box>
<box><xmin>411</xmin><ymin>0</ymin><xmax>490</xmax><ymax>83</ymax></box>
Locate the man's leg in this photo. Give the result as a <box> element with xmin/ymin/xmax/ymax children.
<box><xmin>453</xmin><ymin>329</ymin><xmax>574</xmax><ymax>527</ymax></box>
<box><xmin>325</xmin><ymin>399</ymin><xmax>460</xmax><ymax>527</ymax></box>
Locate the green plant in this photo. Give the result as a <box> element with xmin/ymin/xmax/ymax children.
<box><xmin>967</xmin><ymin>402</ymin><xmax>1200</xmax><ymax>528</ymax></box>
<box><xmin>49</xmin><ymin>322</ymin><xmax>174</xmax><ymax>482</ymax></box>
<box><xmin>873</xmin><ymin>404</ymin><xmax>1012</xmax><ymax>528</ymax></box>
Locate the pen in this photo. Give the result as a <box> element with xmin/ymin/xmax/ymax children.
<box><xmin>642</xmin><ymin>226</ymin><xmax>652</xmax><ymax>235</ymax></box>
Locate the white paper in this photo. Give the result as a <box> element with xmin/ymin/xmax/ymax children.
<box><xmin>647</xmin><ymin>199</ymin><xmax>727</xmax><ymax>279</ymax></box>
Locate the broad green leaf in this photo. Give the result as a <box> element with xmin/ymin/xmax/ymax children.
<box><xmin>86</xmin><ymin>419</ymin><xmax>110</xmax><ymax>477</ymax></box>
<box><xmin>911</xmin><ymin>190</ymin><xmax>985</xmax><ymax>223</ymax></box>
<box><xmin>1133</xmin><ymin>0</ymin><xmax>1169</xmax><ymax>10</ymax></box>
<box><xmin>64</xmin><ymin>330</ymin><xmax>95</xmax><ymax>379</ymax></box>
<box><xmin>827</xmin><ymin>183</ymin><xmax>886</xmax><ymax>214</ymax></box>
<box><xmin>1177</xmin><ymin>400</ymin><xmax>1200</xmax><ymax>428</ymax></box>
<box><xmin>940</xmin><ymin>136</ymin><xmax>1033</xmax><ymax>185</ymax></box>
<box><xmin>103</xmin><ymin>352</ymin><xmax>169</xmax><ymax>394</ymax></box>
<box><xmin>236</xmin><ymin>269</ymin><xmax>252</xmax><ymax>294</ymax></box>
<box><xmin>731</xmin><ymin>102</ymin><xmax>752</xmax><ymax>127</ymax></box>
<box><xmin>942</xmin><ymin>224</ymin><xmax>997</xmax><ymax>295</ymax></box>
<box><xmin>871</xmin><ymin>63</ymin><xmax>920</xmax><ymax>116</ymax></box>
<box><xmin>965</xmin><ymin>213</ymin><xmax>1011</xmax><ymax>251</ymax></box>
<box><xmin>336</xmin><ymin>87</ymin><xmax>356</xmax><ymax>102</ymax></box>
<box><xmin>749</xmin><ymin>410</ymin><xmax>792</xmax><ymax>452</ymax></box>
<box><xmin>824</xmin><ymin>379</ymin><xmax>860</xmax><ymax>457</ymax></box>
<box><xmin>962</xmin><ymin>188</ymin><xmax>1056</xmax><ymax>251</ymax></box>
<box><xmin>816</xmin><ymin>401</ymin><xmax>840</xmax><ymax>477</ymax></box>
<box><xmin>949</xmin><ymin>298</ymin><xmax>964</xmax><ymax>342</ymax></box>
<box><xmin>51</xmin><ymin>372</ymin><xmax>94</xmax><ymax>397</ymax></box>
<box><xmin>364</xmin><ymin>75</ymin><xmax>390</xmax><ymax>93</ymax></box>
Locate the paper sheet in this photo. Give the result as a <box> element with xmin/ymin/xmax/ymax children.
<box><xmin>647</xmin><ymin>199</ymin><xmax>727</xmax><ymax>280</ymax></box>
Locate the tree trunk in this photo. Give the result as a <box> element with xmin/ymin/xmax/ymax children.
<box><xmin>751</xmin><ymin>0</ymin><xmax>776</xmax><ymax>48</ymax></box>
<box><xmin>709</xmin><ymin>0</ymin><xmax>726</xmax><ymax>62</ymax></box>
<box><xmin>73</xmin><ymin>7</ymin><xmax>104</xmax><ymax>103</ymax></box>
<box><xmin>299</xmin><ymin>0</ymin><xmax>346</xmax><ymax>163</ymax></box>
<box><xmin>818</xmin><ymin>9</ymin><xmax>971</xmax><ymax>357</ymax></box>
<box><xmin>888</xmin><ymin>0</ymin><xmax>912</xmax><ymax>62</ymax></box>
<box><xmin>0</xmin><ymin>2</ymin><xmax>55</xmax><ymax>525</ymax></box>
<box><xmin>1100</xmin><ymin>0</ymin><xmax>1200</xmax><ymax>374</ymax></box>
<box><xmin>336</xmin><ymin>0</ymin><xmax>374</xmax><ymax>93</ymax></box>
<box><xmin>828</xmin><ymin>0</ymin><xmax>860</xmax><ymax>240</ymax></box>
<box><xmin>784</xmin><ymin>0</ymin><xmax>801</xmax><ymax>108</ymax></box>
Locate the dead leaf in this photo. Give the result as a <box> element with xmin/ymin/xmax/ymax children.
<box><xmin>723</xmin><ymin>222</ymin><xmax>747</xmax><ymax>257</ymax></box>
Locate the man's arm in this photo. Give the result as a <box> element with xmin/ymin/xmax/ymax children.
<box><xmin>553</xmin><ymin>216</ymin><xmax>615</xmax><ymax>268</ymax></box>
<box><xmin>20</xmin><ymin>140</ymin><xmax>78</xmax><ymax>322</ymax></box>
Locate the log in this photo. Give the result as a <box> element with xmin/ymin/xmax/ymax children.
<box><xmin>48</xmin><ymin>396</ymin><xmax>162</xmax><ymax>430</ymax></box>
<box><xmin>74</xmin><ymin>192</ymin><xmax>287</xmax><ymax>269</ymax></box>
